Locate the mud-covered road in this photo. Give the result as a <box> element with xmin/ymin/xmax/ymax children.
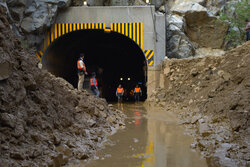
<box><xmin>67</xmin><ymin>103</ymin><xmax>207</xmax><ymax>167</ymax></box>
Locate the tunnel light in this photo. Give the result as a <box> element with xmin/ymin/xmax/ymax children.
<box><xmin>146</xmin><ymin>0</ymin><xmax>150</xmax><ymax>4</ymax></box>
<box><xmin>128</xmin><ymin>78</ymin><xmax>131</xmax><ymax>81</ymax></box>
<box><xmin>83</xmin><ymin>1</ymin><xmax>87</xmax><ymax>6</ymax></box>
<box><xmin>120</xmin><ymin>78</ymin><xmax>123</xmax><ymax>81</ymax></box>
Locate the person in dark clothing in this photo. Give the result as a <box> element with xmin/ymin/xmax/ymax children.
<box><xmin>134</xmin><ymin>85</ymin><xmax>142</xmax><ymax>102</ymax></box>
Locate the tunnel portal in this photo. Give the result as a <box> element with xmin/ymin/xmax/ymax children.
<box><xmin>42</xmin><ymin>29</ymin><xmax>148</xmax><ymax>101</ymax></box>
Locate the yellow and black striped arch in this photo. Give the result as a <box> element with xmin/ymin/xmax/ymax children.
<box><xmin>41</xmin><ymin>22</ymin><xmax>154</xmax><ymax>66</ymax></box>
<box><xmin>144</xmin><ymin>50</ymin><xmax>154</xmax><ymax>66</ymax></box>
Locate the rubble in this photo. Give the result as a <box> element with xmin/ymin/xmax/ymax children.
<box><xmin>0</xmin><ymin>6</ymin><xmax>125</xmax><ymax>167</ymax></box>
<box><xmin>148</xmin><ymin>41</ymin><xmax>250</xmax><ymax>166</ymax></box>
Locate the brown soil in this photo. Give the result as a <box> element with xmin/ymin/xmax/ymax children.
<box><xmin>148</xmin><ymin>42</ymin><xmax>250</xmax><ymax>166</ymax></box>
<box><xmin>0</xmin><ymin>6</ymin><xmax>125</xmax><ymax>167</ymax></box>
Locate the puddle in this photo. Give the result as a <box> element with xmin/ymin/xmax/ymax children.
<box><xmin>67</xmin><ymin>103</ymin><xmax>207</xmax><ymax>167</ymax></box>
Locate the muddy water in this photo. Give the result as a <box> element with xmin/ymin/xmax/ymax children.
<box><xmin>68</xmin><ymin>103</ymin><xmax>207</xmax><ymax>167</ymax></box>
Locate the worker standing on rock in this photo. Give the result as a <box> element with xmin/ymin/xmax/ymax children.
<box><xmin>77</xmin><ymin>53</ymin><xmax>87</xmax><ymax>91</ymax></box>
<box><xmin>134</xmin><ymin>85</ymin><xmax>142</xmax><ymax>102</ymax></box>
<box><xmin>245</xmin><ymin>19</ymin><xmax>250</xmax><ymax>41</ymax></box>
<box><xmin>116</xmin><ymin>84</ymin><xmax>124</xmax><ymax>102</ymax></box>
<box><xmin>90</xmin><ymin>72</ymin><xmax>100</xmax><ymax>97</ymax></box>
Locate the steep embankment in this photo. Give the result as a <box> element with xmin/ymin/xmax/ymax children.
<box><xmin>148</xmin><ymin>42</ymin><xmax>250</xmax><ymax>167</ymax></box>
<box><xmin>0</xmin><ymin>6</ymin><xmax>125</xmax><ymax>167</ymax></box>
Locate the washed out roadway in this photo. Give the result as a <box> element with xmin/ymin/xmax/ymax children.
<box><xmin>67</xmin><ymin>103</ymin><xmax>208</xmax><ymax>167</ymax></box>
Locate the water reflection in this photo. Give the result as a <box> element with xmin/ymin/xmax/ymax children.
<box><xmin>67</xmin><ymin>104</ymin><xmax>207</xmax><ymax>167</ymax></box>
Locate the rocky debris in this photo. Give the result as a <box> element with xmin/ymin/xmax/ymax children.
<box><xmin>148</xmin><ymin>41</ymin><xmax>250</xmax><ymax>166</ymax></box>
<box><xmin>0</xmin><ymin>6</ymin><xmax>125</xmax><ymax>167</ymax></box>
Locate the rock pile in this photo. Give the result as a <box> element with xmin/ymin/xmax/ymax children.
<box><xmin>0</xmin><ymin>6</ymin><xmax>125</xmax><ymax>167</ymax></box>
<box><xmin>148</xmin><ymin>41</ymin><xmax>250</xmax><ymax>166</ymax></box>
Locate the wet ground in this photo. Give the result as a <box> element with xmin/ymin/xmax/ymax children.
<box><xmin>67</xmin><ymin>103</ymin><xmax>208</xmax><ymax>167</ymax></box>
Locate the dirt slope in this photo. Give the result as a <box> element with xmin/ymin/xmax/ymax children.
<box><xmin>148</xmin><ymin>42</ymin><xmax>250</xmax><ymax>167</ymax></box>
<box><xmin>0</xmin><ymin>6</ymin><xmax>125</xmax><ymax>167</ymax></box>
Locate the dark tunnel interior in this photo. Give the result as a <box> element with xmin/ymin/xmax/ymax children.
<box><xmin>42</xmin><ymin>29</ymin><xmax>147</xmax><ymax>102</ymax></box>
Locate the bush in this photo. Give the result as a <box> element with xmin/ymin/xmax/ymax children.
<box><xmin>220</xmin><ymin>0</ymin><xmax>250</xmax><ymax>47</ymax></box>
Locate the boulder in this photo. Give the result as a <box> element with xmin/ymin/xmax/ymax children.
<box><xmin>171</xmin><ymin>2</ymin><xmax>207</xmax><ymax>15</ymax></box>
<box><xmin>166</xmin><ymin>14</ymin><xmax>195</xmax><ymax>58</ymax></box>
<box><xmin>184</xmin><ymin>10</ymin><xmax>229</xmax><ymax>49</ymax></box>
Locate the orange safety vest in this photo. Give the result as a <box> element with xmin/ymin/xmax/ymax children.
<box><xmin>117</xmin><ymin>88</ymin><xmax>124</xmax><ymax>93</ymax></box>
<box><xmin>77</xmin><ymin>60</ymin><xmax>85</xmax><ymax>69</ymax></box>
<box><xmin>90</xmin><ymin>78</ymin><xmax>97</xmax><ymax>86</ymax></box>
<box><xmin>134</xmin><ymin>87</ymin><xmax>141</xmax><ymax>93</ymax></box>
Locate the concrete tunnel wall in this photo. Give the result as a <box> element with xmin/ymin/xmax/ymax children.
<box><xmin>42</xmin><ymin>29</ymin><xmax>148</xmax><ymax>101</ymax></box>
<box><xmin>40</xmin><ymin>6</ymin><xmax>165</xmax><ymax>99</ymax></box>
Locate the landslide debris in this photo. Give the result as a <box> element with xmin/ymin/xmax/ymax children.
<box><xmin>0</xmin><ymin>6</ymin><xmax>125</xmax><ymax>167</ymax></box>
<box><xmin>148</xmin><ymin>42</ymin><xmax>250</xmax><ymax>167</ymax></box>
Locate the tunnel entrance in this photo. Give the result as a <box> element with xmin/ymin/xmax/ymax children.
<box><xmin>42</xmin><ymin>29</ymin><xmax>147</xmax><ymax>101</ymax></box>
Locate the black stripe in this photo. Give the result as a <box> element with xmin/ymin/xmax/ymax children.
<box><xmin>147</xmin><ymin>50</ymin><xmax>153</xmax><ymax>58</ymax></box>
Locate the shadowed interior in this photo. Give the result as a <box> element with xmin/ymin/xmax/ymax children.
<box><xmin>42</xmin><ymin>29</ymin><xmax>147</xmax><ymax>101</ymax></box>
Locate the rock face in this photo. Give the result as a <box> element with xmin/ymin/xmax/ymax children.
<box><xmin>166</xmin><ymin>14</ymin><xmax>195</xmax><ymax>58</ymax></box>
<box><xmin>0</xmin><ymin>6</ymin><xmax>125</xmax><ymax>166</ymax></box>
<box><xmin>148</xmin><ymin>41</ymin><xmax>250</xmax><ymax>167</ymax></box>
<box><xmin>184</xmin><ymin>10</ymin><xmax>229</xmax><ymax>49</ymax></box>
<box><xmin>2</xmin><ymin>0</ymin><xmax>71</xmax><ymax>46</ymax></box>
<box><xmin>165</xmin><ymin>0</ymin><xmax>229</xmax><ymax>58</ymax></box>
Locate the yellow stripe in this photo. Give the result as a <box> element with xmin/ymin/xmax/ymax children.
<box><xmin>145</xmin><ymin>50</ymin><xmax>151</xmax><ymax>58</ymax></box>
<box><xmin>81</xmin><ymin>23</ymin><xmax>83</xmax><ymax>29</ymax></box>
<box><xmin>133</xmin><ymin>23</ymin><xmax>136</xmax><ymax>42</ymax></box>
<box><xmin>149</xmin><ymin>61</ymin><xmax>154</xmax><ymax>66</ymax></box>
<box><xmin>129</xmin><ymin>23</ymin><xmax>132</xmax><ymax>39</ymax></box>
<box><xmin>91</xmin><ymin>23</ymin><xmax>94</xmax><ymax>29</ymax></box>
<box><xmin>141</xmin><ymin>23</ymin><xmax>143</xmax><ymax>50</ymax></box>
<box><xmin>95</xmin><ymin>23</ymin><xmax>98</xmax><ymax>29</ymax></box>
<box><xmin>69</xmin><ymin>24</ymin><xmax>72</xmax><ymax>32</ymax></box>
<box><xmin>54</xmin><ymin>24</ymin><xmax>57</xmax><ymax>39</ymax></box>
<box><xmin>58</xmin><ymin>23</ymin><xmax>61</xmax><ymax>37</ymax></box>
<box><xmin>126</xmin><ymin>23</ymin><xmax>128</xmax><ymax>36</ymax></box>
<box><xmin>147</xmin><ymin>51</ymin><xmax>154</xmax><ymax>60</ymax></box>
<box><xmin>73</xmin><ymin>23</ymin><xmax>76</xmax><ymax>31</ymax></box>
<box><xmin>103</xmin><ymin>23</ymin><xmax>105</xmax><ymax>29</ymax></box>
<box><xmin>122</xmin><ymin>23</ymin><xmax>124</xmax><ymax>35</ymax></box>
<box><xmin>48</xmin><ymin>32</ymin><xmax>50</xmax><ymax>45</ymax></box>
<box><xmin>39</xmin><ymin>51</ymin><xmax>43</xmax><ymax>56</ymax></box>
<box><xmin>137</xmin><ymin>23</ymin><xmax>139</xmax><ymax>45</ymax></box>
<box><xmin>84</xmin><ymin>23</ymin><xmax>87</xmax><ymax>29</ymax></box>
<box><xmin>111</xmin><ymin>23</ymin><xmax>113</xmax><ymax>31</ymax></box>
<box><xmin>88</xmin><ymin>23</ymin><xmax>91</xmax><ymax>29</ymax></box>
<box><xmin>62</xmin><ymin>23</ymin><xmax>65</xmax><ymax>35</ymax></box>
<box><xmin>35</xmin><ymin>52</ymin><xmax>41</xmax><ymax>61</ymax></box>
<box><xmin>66</xmin><ymin>23</ymin><xmax>68</xmax><ymax>33</ymax></box>
<box><xmin>77</xmin><ymin>23</ymin><xmax>79</xmax><ymax>30</ymax></box>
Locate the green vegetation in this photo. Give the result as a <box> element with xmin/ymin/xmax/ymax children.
<box><xmin>220</xmin><ymin>0</ymin><xmax>250</xmax><ymax>47</ymax></box>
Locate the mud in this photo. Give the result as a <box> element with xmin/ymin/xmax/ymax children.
<box><xmin>148</xmin><ymin>42</ymin><xmax>250</xmax><ymax>167</ymax></box>
<box><xmin>67</xmin><ymin>103</ymin><xmax>207</xmax><ymax>167</ymax></box>
<box><xmin>0</xmin><ymin>6</ymin><xmax>125</xmax><ymax>167</ymax></box>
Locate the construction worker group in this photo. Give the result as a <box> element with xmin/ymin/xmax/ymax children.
<box><xmin>77</xmin><ymin>54</ymin><xmax>142</xmax><ymax>101</ymax></box>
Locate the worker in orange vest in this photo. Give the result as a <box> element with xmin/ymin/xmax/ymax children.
<box><xmin>116</xmin><ymin>84</ymin><xmax>124</xmax><ymax>102</ymax></box>
<box><xmin>77</xmin><ymin>53</ymin><xmax>88</xmax><ymax>91</ymax></box>
<box><xmin>134</xmin><ymin>85</ymin><xmax>142</xmax><ymax>102</ymax></box>
<box><xmin>90</xmin><ymin>72</ymin><xmax>100</xmax><ymax>97</ymax></box>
